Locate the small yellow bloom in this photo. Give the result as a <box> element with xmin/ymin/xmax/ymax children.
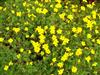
<box><xmin>20</xmin><ymin>48</ymin><xmax>24</xmax><ymax>53</ymax></box>
<box><xmin>57</xmin><ymin>62</ymin><xmax>64</xmax><ymax>68</ymax></box>
<box><xmin>66</xmin><ymin>47</ymin><xmax>71</xmax><ymax>52</ymax></box>
<box><xmin>50</xmin><ymin>26</ymin><xmax>55</xmax><ymax>34</ymax></box>
<box><xmin>4</xmin><ymin>65</ymin><xmax>9</xmax><ymax>71</ymax></box>
<box><xmin>58</xmin><ymin>69</ymin><xmax>64</xmax><ymax>75</ymax></box>
<box><xmin>29</xmin><ymin>61</ymin><xmax>33</xmax><ymax>65</ymax></box>
<box><xmin>75</xmin><ymin>48</ymin><xmax>82</xmax><ymax>56</ymax></box>
<box><xmin>24</xmin><ymin>27</ymin><xmax>28</xmax><ymax>31</ymax></box>
<box><xmin>55</xmin><ymin>3</ymin><xmax>62</xmax><ymax>8</ymax></box>
<box><xmin>72</xmin><ymin>27</ymin><xmax>76</xmax><ymax>32</ymax></box>
<box><xmin>0</xmin><ymin>37</ymin><xmax>4</xmax><ymax>42</ymax></box>
<box><xmin>23</xmin><ymin>1</ymin><xmax>26</xmax><ymax>7</ymax></box>
<box><xmin>59</xmin><ymin>13</ymin><xmax>66</xmax><ymax>20</ymax></box>
<box><xmin>17</xmin><ymin>54</ymin><xmax>21</xmax><ymax>59</ymax></box>
<box><xmin>81</xmin><ymin>41</ymin><xmax>86</xmax><ymax>46</ymax></box>
<box><xmin>6</xmin><ymin>27</ymin><xmax>10</xmax><ymax>31</ymax></box>
<box><xmin>87</xmin><ymin>34</ymin><xmax>92</xmax><ymax>39</ymax></box>
<box><xmin>52</xmin><ymin>58</ymin><xmax>56</xmax><ymax>63</ymax></box>
<box><xmin>71</xmin><ymin>66</ymin><xmax>77</xmax><ymax>73</ymax></box>
<box><xmin>9</xmin><ymin>61</ymin><xmax>13</xmax><ymax>66</ymax></box>
<box><xmin>54</xmin><ymin>8</ymin><xmax>58</xmax><ymax>12</ymax></box>
<box><xmin>67</xmin><ymin>14</ymin><xmax>73</xmax><ymax>21</ymax></box>
<box><xmin>42</xmin><ymin>8</ymin><xmax>48</xmax><ymax>14</ymax></box>
<box><xmin>83</xmin><ymin>0</ymin><xmax>87</xmax><ymax>2</ymax></box>
<box><xmin>12</xmin><ymin>27</ymin><xmax>20</xmax><ymax>33</ymax></box>
<box><xmin>8</xmin><ymin>38</ymin><xmax>13</xmax><ymax>43</ymax></box>
<box><xmin>40</xmin><ymin>51</ymin><xmax>44</xmax><ymax>56</ymax></box>
<box><xmin>28</xmin><ymin>50</ymin><xmax>31</xmax><ymax>54</ymax></box>
<box><xmin>0</xmin><ymin>6</ymin><xmax>3</xmax><ymax>10</ymax></box>
<box><xmin>92</xmin><ymin>62</ymin><xmax>97</xmax><ymax>67</ymax></box>
<box><xmin>91</xmin><ymin>49</ymin><xmax>95</xmax><ymax>54</ymax></box>
<box><xmin>96</xmin><ymin>39</ymin><xmax>100</xmax><ymax>44</ymax></box>
<box><xmin>57</xmin><ymin>29</ymin><xmax>62</xmax><ymax>34</ymax></box>
<box><xmin>76</xmin><ymin>27</ymin><xmax>82</xmax><ymax>34</ymax></box>
<box><xmin>85</xmin><ymin>56</ymin><xmax>91</xmax><ymax>63</ymax></box>
<box><xmin>16</xmin><ymin>11</ymin><xmax>22</xmax><ymax>17</ymax></box>
<box><xmin>81</xmin><ymin>6</ymin><xmax>85</xmax><ymax>11</ymax></box>
<box><xmin>11</xmin><ymin>10</ymin><xmax>15</xmax><ymax>14</ymax></box>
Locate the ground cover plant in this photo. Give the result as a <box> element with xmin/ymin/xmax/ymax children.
<box><xmin>0</xmin><ymin>0</ymin><xmax>100</xmax><ymax>75</ymax></box>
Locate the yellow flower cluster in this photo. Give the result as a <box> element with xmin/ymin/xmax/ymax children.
<box><xmin>42</xmin><ymin>44</ymin><xmax>51</xmax><ymax>54</ymax></box>
<box><xmin>31</xmin><ymin>41</ymin><xmax>41</xmax><ymax>53</ymax></box>
<box><xmin>60</xmin><ymin>35</ymin><xmax>69</xmax><ymax>45</ymax></box>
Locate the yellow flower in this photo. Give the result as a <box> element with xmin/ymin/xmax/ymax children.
<box><xmin>52</xmin><ymin>58</ymin><xmax>57</xmax><ymax>63</ymax></box>
<box><xmin>54</xmin><ymin>8</ymin><xmax>58</xmax><ymax>12</ymax></box>
<box><xmin>55</xmin><ymin>0</ymin><xmax>61</xmax><ymax>3</ymax></box>
<box><xmin>6</xmin><ymin>27</ymin><xmax>10</xmax><ymax>31</ymax></box>
<box><xmin>36</xmin><ymin>7</ymin><xmax>42</xmax><ymax>13</ymax></box>
<box><xmin>72</xmin><ymin>27</ymin><xmax>76</xmax><ymax>32</ymax></box>
<box><xmin>17</xmin><ymin>54</ymin><xmax>21</xmax><ymax>59</ymax></box>
<box><xmin>76</xmin><ymin>27</ymin><xmax>82</xmax><ymax>34</ymax></box>
<box><xmin>87</xmin><ymin>4</ymin><xmax>93</xmax><ymax>9</ymax></box>
<box><xmin>53</xmin><ymin>39</ymin><xmax>59</xmax><ymax>47</ymax></box>
<box><xmin>8</xmin><ymin>38</ymin><xmax>13</xmax><ymax>43</ymax></box>
<box><xmin>91</xmin><ymin>49</ymin><xmax>95</xmax><ymax>54</ymax></box>
<box><xmin>81</xmin><ymin>6</ymin><xmax>85</xmax><ymax>11</ymax></box>
<box><xmin>59</xmin><ymin>13</ymin><xmax>65</xmax><ymax>20</ymax></box>
<box><xmin>28</xmin><ymin>50</ymin><xmax>31</xmax><ymax>54</ymax></box>
<box><xmin>71</xmin><ymin>66</ymin><xmax>77</xmax><ymax>73</ymax></box>
<box><xmin>55</xmin><ymin>3</ymin><xmax>62</xmax><ymax>8</ymax></box>
<box><xmin>67</xmin><ymin>14</ymin><xmax>73</xmax><ymax>21</ymax></box>
<box><xmin>91</xmin><ymin>10</ymin><xmax>96</xmax><ymax>19</ymax></box>
<box><xmin>62</xmin><ymin>38</ymin><xmax>69</xmax><ymax>45</ymax></box>
<box><xmin>12</xmin><ymin>27</ymin><xmax>20</xmax><ymax>33</ymax></box>
<box><xmin>31</xmin><ymin>41</ymin><xmax>41</xmax><ymax>53</ymax></box>
<box><xmin>24</xmin><ymin>27</ymin><xmax>28</xmax><ymax>31</ymax></box>
<box><xmin>57</xmin><ymin>62</ymin><xmax>64</xmax><ymax>68</ymax></box>
<box><xmin>35</xmin><ymin>26</ymin><xmax>44</xmax><ymax>34</ymax></box>
<box><xmin>45</xmin><ymin>0</ymin><xmax>50</xmax><ymax>3</ymax></box>
<box><xmin>50</xmin><ymin>26</ymin><xmax>55</xmax><ymax>34</ymax></box>
<box><xmin>39</xmin><ymin>34</ymin><xmax>45</xmax><ymax>44</ymax></box>
<box><xmin>9</xmin><ymin>61</ymin><xmax>13</xmax><ymax>66</ymax></box>
<box><xmin>11</xmin><ymin>10</ymin><xmax>15</xmax><ymax>14</ymax></box>
<box><xmin>25</xmin><ymin>34</ymin><xmax>29</xmax><ymax>38</ymax></box>
<box><xmin>87</xmin><ymin>34</ymin><xmax>92</xmax><ymax>39</ymax></box>
<box><xmin>92</xmin><ymin>62</ymin><xmax>98</xmax><ymax>67</ymax></box>
<box><xmin>20</xmin><ymin>48</ymin><xmax>24</xmax><ymax>53</ymax></box>
<box><xmin>42</xmin><ymin>8</ymin><xmax>48</xmax><ymax>14</ymax></box>
<box><xmin>96</xmin><ymin>39</ymin><xmax>100</xmax><ymax>44</ymax></box>
<box><xmin>50</xmin><ymin>4</ymin><xmax>53</xmax><ymax>8</ymax></box>
<box><xmin>42</xmin><ymin>44</ymin><xmax>51</xmax><ymax>54</ymax></box>
<box><xmin>66</xmin><ymin>47</ymin><xmax>71</xmax><ymax>52</ymax></box>
<box><xmin>58</xmin><ymin>69</ymin><xmax>64</xmax><ymax>75</ymax></box>
<box><xmin>16</xmin><ymin>11</ymin><xmax>22</xmax><ymax>17</ymax></box>
<box><xmin>75</xmin><ymin>48</ymin><xmax>82</xmax><ymax>56</ymax></box>
<box><xmin>29</xmin><ymin>61</ymin><xmax>33</xmax><ymax>65</ymax></box>
<box><xmin>44</xmin><ymin>26</ymin><xmax>48</xmax><ymax>30</ymax></box>
<box><xmin>23</xmin><ymin>1</ymin><xmax>26</xmax><ymax>7</ymax></box>
<box><xmin>4</xmin><ymin>65</ymin><xmax>9</xmax><ymax>71</ymax></box>
<box><xmin>78</xmin><ymin>59</ymin><xmax>81</xmax><ymax>63</ymax></box>
<box><xmin>81</xmin><ymin>41</ymin><xmax>86</xmax><ymax>46</ymax></box>
<box><xmin>85</xmin><ymin>56</ymin><xmax>91</xmax><ymax>63</ymax></box>
<box><xmin>83</xmin><ymin>0</ymin><xmax>87</xmax><ymax>2</ymax></box>
<box><xmin>0</xmin><ymin>37</ymin><xmax>4</xmax><ymax>42</ymax></box>
<box><xmin>0</xmin><ymin>6</ymin><xmax>3</xmax><ymax>10</ymax></box>
<box><xmin>61</xmin><ymin>52</ymin><xmax>69</xmax><ymax>61</ymax></box>
<box><xmin>40</xmin><ymin>51</ymin><xmax>44</xmax><ymax>56</ymax></box>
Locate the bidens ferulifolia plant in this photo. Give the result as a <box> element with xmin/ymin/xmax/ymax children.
<box><xmin>0</xmin><ymin>0</ymin><xmax>100</xmax><ymax>75</ymax></box>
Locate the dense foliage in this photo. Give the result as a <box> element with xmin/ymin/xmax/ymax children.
<box><xmin>0</xmin><ymin>0</ymin><xmax>100</xmax><ymax>75</ymax></box>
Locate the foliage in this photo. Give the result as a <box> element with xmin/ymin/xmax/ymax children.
<box><xmin>0</xmin><ymin>0</ymin><xmax>100</xmax><ymax>75</ymax></box>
